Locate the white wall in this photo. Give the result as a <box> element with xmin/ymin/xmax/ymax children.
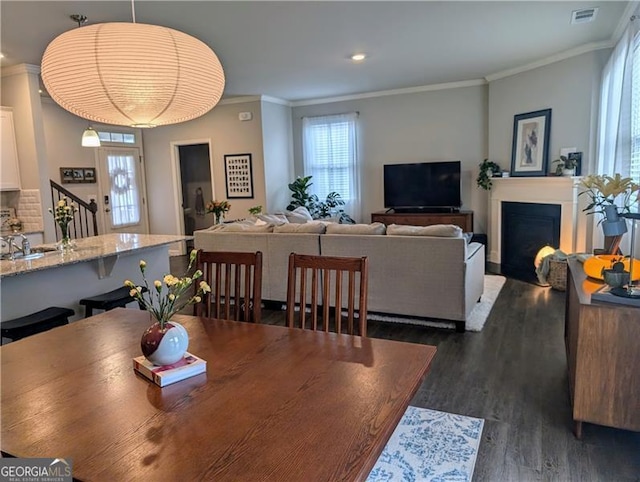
<box><xmin>488</xmin><ymin>50</ymin><xmax>610</xmax><ymax>176</ymax></box>
<box><xmin>292</xmin><ymin>85</ymin><xmax>488</xmax><ymax>228</ymax></box>
<box><xmin>142</xmin><ymin>100</ymin><xmax>265</xmax><ymax>235</ymax></box>
<box><xmin>261</xmin><ymin>100</ymin><xmax>294</xmax><ymax>213</ymax></box>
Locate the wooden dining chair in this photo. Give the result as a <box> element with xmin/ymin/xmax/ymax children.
<box><xmin>286</xmin><ymin>253</ymin><xmax>369</xmax><ymax>336</ymax></box>
<box><xmin>195</xmin><ymin>250</ymin><xmax>263</xmax><ymax>323</ymax></box>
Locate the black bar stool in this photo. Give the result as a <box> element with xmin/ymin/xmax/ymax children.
<box><xmin>1</xmin><ymin>307</ymin><xmax>74</xmax><ymax>344</ymax></box>
<box><xmin>79</xmin><ymin>286</ymin><xmax>147</xmax><ymax>318</ymax></box>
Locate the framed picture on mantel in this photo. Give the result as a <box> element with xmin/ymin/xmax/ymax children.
<box><xmin>510</xmin><ymin>109</ymin><xmax>551</xmax><ymax>177</ymax></box>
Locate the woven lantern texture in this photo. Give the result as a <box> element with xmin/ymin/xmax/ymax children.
<box><xmin>41</xmin><ymin>22</ymin><xmax>225</xmax><ymax>127</ymax></box>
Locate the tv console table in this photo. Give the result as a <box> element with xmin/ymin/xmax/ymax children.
<box><xmin>371</xmin><ymin>210</ymin><xmax>473</xmax><ymax>232</ymax></box>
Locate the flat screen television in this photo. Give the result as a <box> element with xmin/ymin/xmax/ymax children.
<box><xmin>383</xmin><ymin>161</ymin><xmax>461</xmax><ymax>211</ymax></box>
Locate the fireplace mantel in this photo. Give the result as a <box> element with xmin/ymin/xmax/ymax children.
<box><xmin>488</xmin><ymin>177</ymin><xmax>588</xmax><ymax>264</ymax></box>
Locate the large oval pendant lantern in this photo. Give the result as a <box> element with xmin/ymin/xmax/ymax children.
<box><xmin>41</xmin><ymin>22</ymin><xmax>225</xmax><ymax>128</ymax></box>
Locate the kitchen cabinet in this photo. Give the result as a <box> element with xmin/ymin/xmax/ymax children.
<box><xmin>1</xmin><ymin>107</ymin><xmax>21</xmax><ymax>191</ymax></box>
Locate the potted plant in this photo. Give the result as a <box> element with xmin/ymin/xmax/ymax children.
<box><xmin>476</xmin><ymin>159</ymin><xmax>501</xmax><ymax>190</ymax></box>
<box><xmin>287</xmin><ymin>176</ymin><xmax>355</xmax><ymax>223</ymax></box>
<box><xmin>552</xmin><ymin>155</ymin><xmax>579</xmax><ymax>176</ymax></box>
<box><xmin>578</xmin><ymin>174</ymin><xmax>640</xmax><ymax>236</ymax></box>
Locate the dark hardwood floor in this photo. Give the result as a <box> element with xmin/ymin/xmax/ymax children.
<box><xmin>171</xmin><ymin>256</ymin><xmax>640</xmax><ymax>481</ymax></box>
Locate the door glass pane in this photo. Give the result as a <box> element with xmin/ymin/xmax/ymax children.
<box><xmin>107</xmin><ymin>153</ymin><xmax>140</xmax><ymax>227</ymax></box>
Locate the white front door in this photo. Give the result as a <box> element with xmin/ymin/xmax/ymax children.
<box><xmin>97</xmin><ymin>147</ymin><xmax>149</xmax><ymax>234</ymax></box>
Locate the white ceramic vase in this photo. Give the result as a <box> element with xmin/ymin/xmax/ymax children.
<box><xmin>140</xmin><ymin>321</ymin><xmax>189</xmax><ymax>366</ymax></box>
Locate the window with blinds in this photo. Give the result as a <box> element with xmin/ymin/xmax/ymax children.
<box><xmin>632</xmin><ymin>34</ymin><xmax>640</xmax><ymax>183</ymax></box>
<box><xmin>302</xmin><ymin>113</ymin><xmax>358</xmax><ymax>201</ymax></box>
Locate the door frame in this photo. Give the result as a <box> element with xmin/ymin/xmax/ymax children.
<box><xmin>170</xmin><ymin>138</ymin><xmax>216</xmax><ymax>255</ymax></box>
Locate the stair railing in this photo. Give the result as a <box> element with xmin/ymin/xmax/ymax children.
<box><xmin>50</xmin><ymin>180</ymin><xmax>99</xmax><ymax>240</ymax></box>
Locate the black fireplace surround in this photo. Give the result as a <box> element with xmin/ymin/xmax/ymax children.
<box><xmin>501</xmin><ymin>201</ymin><xmax>561</xmax><ymax>283</ymax></box>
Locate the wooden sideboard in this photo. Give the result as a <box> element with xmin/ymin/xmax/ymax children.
<box><xmin>371</xmin><ymin>210</ymin><xmax>473</xmax><ymax>232</ymax></box>
<box><xmin>565</xmin><ymin>258</ymin><xmax>640</xmax><ymax>438</ymax></box>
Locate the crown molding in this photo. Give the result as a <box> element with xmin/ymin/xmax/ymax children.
<box><xmin>218</xmin><ymin>95</ymin><xmax>262</xmax><ymax>105</ymax></box>
<box><xmin>1</xmin><ymin>63</ymin><xmax>40</xmax><ymax>78</ymax></box>
<box><xmin>485</xmin><ymin>41</ymin><xmax>612</xmax><ymax>82</ymax></box>
<box><xmin>261</xmin><ymin>95</ymin><xmax>291</xmax><ymax>106</ymax></box>
<box><xmin>611</xmin><ymin>0</ymin><xmax>640</xmax><ymax>44</ymax></box>
<box><xmin>291</xmin><ymin>79</ymin><xmax>487</xmax><ymax>107</ymax></box>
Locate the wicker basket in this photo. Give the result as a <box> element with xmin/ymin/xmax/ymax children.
<box><xmin>548</xmin><ymin>259</ymin><xmax>568</xmax><ymax>291</ymax></box>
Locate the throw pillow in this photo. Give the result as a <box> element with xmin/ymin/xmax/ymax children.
<box><xmin>325</xmin><ymin>222</ymin><xmax>386</xmax><ymax>235</ymax></box>
<box><xmin>274</xmin><ymin>223</ymin><xmax>327</xmax><ymax>234</ymax></box>
<box><xmin>257</xmin><ymin>213</ymin><xmax>289</xmax><ymax>225</ymax></box>
<box><xmin>386</xmin><ymin>224</ymin><xmax>463</xmax><ymax>237</ymax></box>
<box><xmin>291</xmin><ymin>206</ymin><xmax>313</xmax><ymax>221</ymax></box>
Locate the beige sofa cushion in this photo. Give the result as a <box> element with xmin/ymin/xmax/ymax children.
<box><xmin>208</xmin><ymin>223</ymin><xmax>275</xmax><ymax>233</ymax></box>
<box><xmin>386</xmin><ymin>223</ymin><xmax>462</xmax><ymax>237</ymax></box>
<box><xmin>326</xmin><ymin>222</ymin><xmax>386</xmax><ymax>235</ymax></box>
<box><xmin>274</xmin><ymin>223</ymin><xmax>327</xmax><ymax>234</ymax></box>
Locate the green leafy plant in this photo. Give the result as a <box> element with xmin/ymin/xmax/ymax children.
<box><xmin>476</xmin><ymin>159</ymin><xmax>501</xmax><ymax>190</ymax></box>
<box><xmin>552</xmin><ymin>155</ymin><xmax>579</xmax><ymax>175</ymax></box>
<box><xmin>286</xmin><ymin>175</ymin><xmax>355</xmax><ymax>223</ymax></box>
<box><xmin>248</xmin><ymin>205</ymin><xmax>263</xmax><ymax>215</ymax></box>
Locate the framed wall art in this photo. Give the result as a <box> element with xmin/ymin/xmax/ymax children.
<box><xmin>510</xmin><ymin>109</ymin><xmax>551</xmax><ymax>177</ymax></box>
<box><xmin>224</xmin><ymin>153</ymin><xmax>254</xmax><ymax>199</ymax></box>
<box><xmin>60</xmin><ymin>167</ymin><xmax>97</xmax><ymax>184</ymax></box>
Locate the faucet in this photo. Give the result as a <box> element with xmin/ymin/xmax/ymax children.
<box><xmin>0</xmin><ymin>233</ymin><xmax>30</xmax><ymax>259</ymax></box>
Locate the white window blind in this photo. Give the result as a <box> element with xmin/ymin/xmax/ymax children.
<box><xmin>302</xmin><ymin>113</ymin><xmax>360</xmax><ymax>221</ymax></box>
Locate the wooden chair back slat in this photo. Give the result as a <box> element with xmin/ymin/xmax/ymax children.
<box><xmin>195</xmin><ymin>250</ymin><xmax>263</xmax><ymax>323</ymax></box>
<box><xmin>285</xmin><ymin>253</ymin><xmax>369</xmax><ymax>336</ymax></box>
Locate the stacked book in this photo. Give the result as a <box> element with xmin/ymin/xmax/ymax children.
<box><xmin>133</xmin><ymin>352</ymin><xmax>207</xmax><ymax>387</ymax></box>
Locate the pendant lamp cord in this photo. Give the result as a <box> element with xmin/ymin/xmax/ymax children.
<box><xmin>131</xmin><ymin>0</ymin><xmax>136</xmax><ymax>23</ymax></box>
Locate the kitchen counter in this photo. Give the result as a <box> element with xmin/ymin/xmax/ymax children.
<box><xmin>1</xmin><ymin>233</ymin><xmax>189</xmax><ymax>323</ymax></box>
<box><xmin>0</xmin><ymin>233</ymin><xmax>187</xmax><ymax>278</ymax></box>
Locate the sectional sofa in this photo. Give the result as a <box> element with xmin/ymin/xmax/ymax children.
<box><xmin>193</xmin><ymin>222</ymin><xmax>485</xmax><ymax>331</ymax></box>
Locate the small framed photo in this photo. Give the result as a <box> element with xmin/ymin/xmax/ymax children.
<box><xmin>60</xmin><ymin>168</ymin><xmax>75</xmax><ymax>183</ymax></box>
<box><xmin>73</xmin><ymin>169</ymin><xmax>85</xmax><ymax>181</ymax></box>
<box><xmin>510</xmin><ymin>109</ymin><xmax>551</xmax><ymax>177</ymax></box>
<box><xmin>568</xmin><ymin>152</ymin><xmax>582</xmax><ymax>176</ymax></box>
<box><xmin>83</xmin><ymin>168</ymin><xmax>96</xmax><ymax>182</ymax></box>
<box><xmin>224</xmin><ymin>153</ymin><xmax>254</xmax><ymax>199</ymax></box>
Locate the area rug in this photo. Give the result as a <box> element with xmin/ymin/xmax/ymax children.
<box><xmin>368</xmin><ymin>275</ymin><xmax>506</xmax><ymax>332</ymax></box>
<box><xmin>368</xmin><ymin>406</ymin><xmax>484</xmax><ymax>482</ymax></box>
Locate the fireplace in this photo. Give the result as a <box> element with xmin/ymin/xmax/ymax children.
<box><xmin>488</xmin><ymin>177</ymin><xmax>587</xmax><ymax>276</ymax></box>
<box><xmin>501</xmin><ymin>202</ymin><xmax>561</xmax><ymax>282</ymax></box>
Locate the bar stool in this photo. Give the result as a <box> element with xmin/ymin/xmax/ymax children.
<box><xmin>1</xmin><ymin>307</ymin><xmax>74</xmax><ymax>344</ymax></box>
<box><xmin>79</xmin><ymin>286</ymin><xmax>147</xmax><ymax>318</ymax></box>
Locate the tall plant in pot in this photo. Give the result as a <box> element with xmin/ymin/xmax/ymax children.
<box><xmin>287</xmin><ymin>176</ymin><xmax>355</xmax><ymax>223</ymax></box>
<box><xmin>578</xmin><ymin>173</ymin><xmax>640</xmax><ymax>237</ymax></box>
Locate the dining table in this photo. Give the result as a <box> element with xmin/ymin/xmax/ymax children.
<box><xmin>1</xmin><ymin>308</ymin><xmax>437</xmax><ymax>481</ymax></box>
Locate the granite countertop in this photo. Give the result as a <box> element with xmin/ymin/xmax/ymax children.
<box><xmin>0</xmin><ymin>233</ymin><xmax>189</xmax><ymax>278</ymax></box>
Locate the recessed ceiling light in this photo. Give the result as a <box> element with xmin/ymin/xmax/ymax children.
<box><xmin>351</xmin><ymin>53</ymin><xmax>366</xmax><ymax>62</ymax></box>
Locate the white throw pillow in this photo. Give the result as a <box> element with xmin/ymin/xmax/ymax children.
<box><xmin>257</xmin><ymin>213</ymin><xmax>289</xmax><ymax>225</ymax></box>
<box><xmin>325</xmin><ymin>222</ymin><xmax>386</xmax><ymax>235</ymax></box>
<box><xmin>292</xmin><ymin>206</ymin><xmax>313</xmax><ymax>221</ymax></box>
<box><xmin>386</xmin><ymin>224</ymin><xmax>463</xmax><ymax>237</ymax></box>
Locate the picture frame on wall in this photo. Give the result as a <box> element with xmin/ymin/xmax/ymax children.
<box><xmin>60</xmin><ymin>167</ymin><xmax>97</xmax><ymax>184</ymax></box>
<box><xmin>510</xmin><ymin>109</ymin><xmax>551</xmax><ymax>177</ymax></box>
<box><xmin>224</xmin><ymin>153</ymin><xmax>254</xmax><ymax>199</ymax></box>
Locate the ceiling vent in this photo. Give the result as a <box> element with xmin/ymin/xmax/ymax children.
<box><xmin>571</xmin><ymin>7</ymin><xmax>599</xmax><ymax>24</ymax></box>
